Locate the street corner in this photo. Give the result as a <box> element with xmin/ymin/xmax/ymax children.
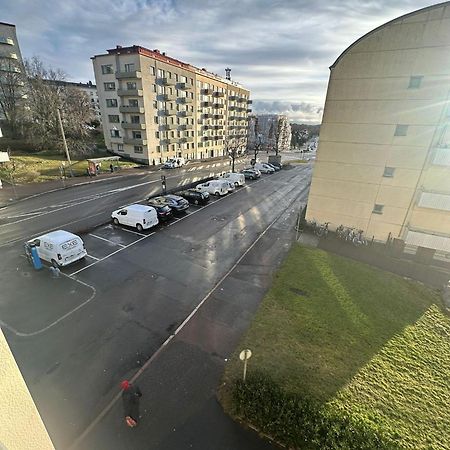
<box><xmin>0</xmin><ymin>247</ymin><xmax>95</xmax><ymax>337</ymax></box>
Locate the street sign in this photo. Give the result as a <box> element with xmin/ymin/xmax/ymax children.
<box><xmin>239</xmin><ymin>349</ymin><xmax>252</xmax><ymax>381</ymax></box>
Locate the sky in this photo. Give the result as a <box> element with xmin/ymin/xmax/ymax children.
<box><xmin>1</xmin><ymin>0</ymin><xmax>439</xmax><ymax>123</ymax></box>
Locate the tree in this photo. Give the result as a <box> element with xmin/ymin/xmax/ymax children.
<box><xmin>252</xmin><ymin>117</ymin><xmax>264</xmax><ymax>163</ymax></box>
<box><xmin>225</xmin><ymin>133</ymin><xmax>246</xmax><ymax>172</ymax></box>
<box><xmin>23</xmin><ymin>56</ymin><xmax>93</xmax><ymax>155</ymax></box>
<box><xmin>0</xmin><ymin>58</ymin><xmax>26</xmax><ymax>138</ymax></box>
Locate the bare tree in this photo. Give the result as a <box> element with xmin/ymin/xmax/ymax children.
<box><xmin>0</xmin><ymin>58</ymin><xmax>26</xmax><ymax>138</ymax></box>
<box><xmin>224</xmin><ymin>134</ymin><xmax>246</xmax><ymax>172</ymax></box>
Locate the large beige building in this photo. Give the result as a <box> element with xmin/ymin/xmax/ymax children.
<box><xmin>92</xmin><ymin>45</ymin><xmax>251</xmax><ymax>164</ymax></box>
<box><xmin>307</xmin><ymin>2</ymin><xmax>450</xmax><ymax>252</ymax></box>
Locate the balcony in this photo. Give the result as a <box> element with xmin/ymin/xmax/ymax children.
<box><xmin>161</xmin><ymin>123</ymin><xmax>177</xmax><ymax>130</ymax></box>
<box><xmin>178</xmin><ymin>136</ymin><xmax>194</xmax><ymax>143</ymax></box>
<box><xmin>213</xmin><ymin>103</ymin><xmax>224</xmax><ymax>109</ymax></box>
<box><xmin>158</xmin><ymin>77</ymin><xmax>175</xmax><ymax>86</ymax></box>
<box><xmin>161</xmin><ymin>138</ymin><xmax>177</xmax><ymax>145</ymax></box>
<box><xmin>116</xmin><ymin>70</ymin><xmax>142</xmax><ymax>79</ymax></box>
<box><xmin>203</xmin><ymin>113</ymin><xmax>213</xmax><ymax>119</ymax></box>
<box><xmin>228</xmin><ymin>105</ymin><xmax>238</xmax><ymax>111</ymax></box>
<box><xmin>178</xmin><ymin>110</ymin><xmax>193</xmax><ymax>117</ymax></box>
<box><xmin>214</xmin><ymin>114</ymin><xmax>223</xmax><ymax>120</ymax></box>
<box><xmin>213</xmin><ymin>91</ymin><xmax>225</xmax><ymax>97</ymax></box>
<box><xmin>123</xmin><ymin>138</ymin><xmax>147</xmax><ymax>145</ymax></box>
<box><xmin>0</xmin><ymin>37</ymin><xmax>14</xmax><ymax>45</ymax></box>
<box><xmin>213</xmin><ymin>125</ymin><xmax>223</xmax><ymax>130</ymax></box>
<box><xmin>179</xmin><ymin>97</ymin><xmax>193</xmax><ymax>104</ymax></box>
<box><xmin>202</xmin><ymin>125</ymin><xmax>210</xmax><ymax>130</ymax></box>
<box><xmin>119</xmin><ymin>106</ymin><xmax>145</xmax><ymax>113</ymax></box>
<box><xmin>122</xmin><ymin>122</ymin><xmax>146</xmax><ymax>130</ymax></box>
<box><xmin>159</xmin><ymin>93</ymin><xmax>177</xmax><ymax>101</ymax></box>
<box><xmin>247</xmin><ymin>109</ymin><xmax>252</xmax><ymax>113</ymax></box>
<box><xmin>177</xmin><ymin>82</ymin><xmax>192</xmax><ymax>90</ymax></box>
<box><xmin>229</xmin><ymin>95</ymin><xmax>238</xmax><ymax>101</ymax></box>
<box><xmin>179</xmin><ymin>124</ymin><xmax>193</xmax><ymax>131</ymax></box>
<box><xmin>247</xmin><ymin>99</ymin><xmax>253</xmax><ymax>104</ymax></box>
<box><xmin>202</xmin><ymin>88</ymin><xmax>213</xmax><ymax>95</ymax></box>
<box><xmin>161</xmin><ymin>109</ymin><xmax>177</xmax><ymax>116</ymax></box>
<box><xmin>202</xmin><ymin>136</ymin><xmax>213</xmax><ymax>141</ymax></box>
<box><xmin>3</xmin><ymin>53</ymin><xmax>18</xmax><ymax>59</ymax></box>
<box><xmin>201</xmin><ymin>101</ymin><xmax>212</xmax><ymax>107</ymax></box>
<box><xmin>117</xmin><ymin>89</ymin><xmax>143</xmax><ymax>96</ymax></box>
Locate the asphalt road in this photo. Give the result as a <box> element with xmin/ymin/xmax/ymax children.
<box><xmin>1</xmin><ymin>162</ymin><xmax>312</xmax><ymax>449</ymax></box>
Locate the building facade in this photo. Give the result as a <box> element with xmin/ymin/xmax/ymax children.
<box><xmin>92</xmin><ymin>45</ymin><xmax>251</xmax><ymax>164</ymax></box>
<box><xmin>248</xmin><ymin>114</ymin><xmax>291</xmax><ymax>153</ymax></box>
<box><xmin>0</xmin><ymin>22</ymin><xmax>25</xmax><ymax>122</ymax></box>
<box><xmin>307</xmin><ymin>2</ymin><xmax>450</xmax><ymax>253</ymax></box>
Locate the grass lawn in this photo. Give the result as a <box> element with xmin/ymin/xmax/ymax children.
<box><xmin>0</xmin><ymin>152</ymin><xmax>138</xmax><ymax>183</ymax></box>
<box><xmin>222</xmin><ymin>245</ymin><xmax>449</xmax><ymax>449</ymax></box>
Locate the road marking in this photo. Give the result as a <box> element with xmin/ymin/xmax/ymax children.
<box><xmin>67</xmin><ymin>181</ymin><xmax>305</xmax><ymax>450</ymax></box>
<box><xmin>69</xmin><ymin>232</ymin><xmax>156</xmax><ymax>276</ymax></box>
<box><xmin>88</xmin><ymin>233</ymin><xmax>126</xmax><ymax>248</ymax></box>
<box><xmin>116</xmin><ymin>227</ymin><xmax>146</xmax><ymax>237</ymax></box>
<box><xmin>85</xmin><ymin>254</ymin><xmax>100</xmax><ymax>261</ymax></box>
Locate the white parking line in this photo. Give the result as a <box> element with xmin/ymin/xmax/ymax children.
<box><xmin>89</xmin><ymin>233</ymin><xmax>126</xmax><ymax>247</ymax></box>
<box><xmin>85</xmin><ymin>254</ymin><xmax>100</xmax><ymax>261</ymax></box>
<box><xmin>116</xmin><ymin>227</ymin><xmax>146</xmax><ymax>237</ymax></box>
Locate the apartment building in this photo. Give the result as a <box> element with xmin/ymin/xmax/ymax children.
<box><xmin>306</xmin><ymin>2</ymin><xmax>450</xmax><ymax>253</ymax></box>
<box><xmin>0</xmin><ymin>22</ymin><xmax>25</xmax><ymax>121</ymax></box>
<box><xmin>248</xmin><ymin>114</ymin><xmax>291</xmax><ymax>152</ymax></box>
<box><xmin>92</xmin><ymin>45</ymin><xmax>251</xmax><ymax>164</ymax></box>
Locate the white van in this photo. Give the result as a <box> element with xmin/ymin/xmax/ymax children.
<box><xmin>163</xmin><ymin>157</ymin><xmax>186</xmax><ymax>169</ymax></box>
<box><xmin>195</xmin><ymin>180</ymin><xmax>229</xmax><ymax>196</ymax></box>
<box><xmin>111</xmin><ymin>204</ymin><xmax>159</xmax><ymax>231</ymax></box>
<box><xmin>220</xmin><ymin>172</ymin><xmax>245</xmax><ymax>187</ymax></box>
<box><xmin>254</xmin><ymin>162</ymin><xmax>275</xmax><ymax>174</ymax></box>
<box><xmin>27</xmin><ymin>230</ymin><xmax>87</xmax><ymax>267</ymax></box>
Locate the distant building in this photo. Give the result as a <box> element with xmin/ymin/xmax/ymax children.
<box><xmin>43</xmin><ymin>79</ymin><xmax>101</xmax><ymax>123</ymax></box>
<box><xmin>92</xmin><ymin>45</ymin><xmax>251</xmax><ymax>164</ymax></box>
<box><xmin>307</xmin><ymin>2</ymin><xmax>450</xmax><ymax>253</ymax></box>
<box><xmin>0</xmin><ymin>21</ymin><xmax>25</xmax><ymax>122</ymax></box>
<box><xmin>248</xmin><ymin>114</ymin><xmax>291</xmax><ymax>153</ymax></box>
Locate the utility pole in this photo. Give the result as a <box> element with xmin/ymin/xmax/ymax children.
<box><xmin>56</xmin><ymin>108</ymin><xmax>73</xmax><ymax>177</ymax></box>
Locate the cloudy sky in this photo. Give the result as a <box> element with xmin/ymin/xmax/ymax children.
<box><xmin>2</xmin><ymin>0</ymin><xmax>437</xmax><ymax>123</ymax></box>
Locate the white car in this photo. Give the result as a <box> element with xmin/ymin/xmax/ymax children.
<box><xmin>195</xmin><ymin>180</ymin><xmax>229</xmax><ymax>196</ymax></box>
<box><xmin>111</xmin><ymin>204</ymin><xmax>159</xmax><ymax>231</ymax></box>
<box><xmin>163</xmin><ymin>157</ymin><xmax>186</xmax><ymax>169</ymax></box>
<box><xmin>221</xmin><ymin>172</ymin><xmax>245</xmax><ymax>187</ymax></box>
<box><xmin>254</xmin><ymin>163</ymin><xmax>275</xmax><ymax>174</ymax></box>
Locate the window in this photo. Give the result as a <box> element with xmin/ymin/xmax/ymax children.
<box><xmin>154</xmin><ymin>116</ymin><xmax>158</xmax><ymax>124</ymax></box>
<box><xmin>130</xmin><ymin>115</ymin><xmax>140</xmax><ymax>124</ymax></box>
<box><xmin>110</xmin><ymin>129</ymin><xmax>120</xmax><ymax>138</ymax></box>
<box><xmin>128</xmin><ymin>99</ymin><xmax>139</xmax><ymax>107</ymax></box>
<box><xmin>133</xmin><ymin>131</ymin><xmax>142</xmax><ymax>139</ymax></box>
<box><xmin>117</xmin><ymin>144</ymin><xmax>124</xmax><ymax>152</ymax></box>
<box><xmin>394</xmin><ymin>124</ymin><xmax>408</xmax><ymax>136</ymax></box>
<box><xmin>104</xmin><ymin>82</ymin><xmax>115</xmax><ymax>91</ymax></box>
<box><xmin>108</xmin><ymin>115</ymin><xmax>119</xmax><ymax>123</ymax></box>
<box><xmin>127</xmin><ymin>82</ymin><xmax>137</xmax><ymax>90</ymax></box>
<box><xmin>153</xmin><ymin>100</ymin><xmax>157</xmax><ymax>109</ymax></box>
<box><xmin>106</xmin><ymin>99</ymin><xmax>118</xmax><ymax>107</ymax></box>
<box><xmin>101</xmin><ymin>64</ymin><xmax>113</xmax><ymax>74</ymax></box>
<box><xmin>156</xmin><ymin>146</ymin><xmax>161</xmax><ymax>153</ymax></box>
<box><xmin>373</xmin><ymin>204</ymin><xmax>384</xmax><ymax>214</ymax></box>
<box><xmin>152</xmin><ymin>84</ymin><xmax>156</xmax><ymax>92</ymax></box>
<box><xmin>408</xmin><ymin>76</ymin><xmax>423</xmax><ymax>89</ymax></box>
<box><xmin>124</xmin><ymin>63</ymin><xmax>135</xmax><ymax>72</ymax></box>
<box><xmin>157</xmin><ymin>69</ymin><xmax>163</xmax><ymax>78</ymax></box>
<box><xmin>383</xmin><ymin>167</ymin><xmax>395</xmax><ymax>177</ymax></box>
<box><xmin>150</xmin><ymin>66</ymin><xmax>155</xmax><ymax>76</ymax></box>
<box><xmin>134</xmin><ymin>146</ymin><xmax>143</xmax><ymax>153</ymax></box>
<box><xmin>156</xmin><ymin>131</ymin><xmax>160</xmax><ymax>138</ymax></box>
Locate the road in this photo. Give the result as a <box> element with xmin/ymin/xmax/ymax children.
<box><xmin>0</xmin><ymin>161</ymin><xmax>312</xmax><ymax>449</ymax></box>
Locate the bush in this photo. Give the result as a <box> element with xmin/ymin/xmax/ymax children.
<box><xmin>230</xmin><ymin>371</ymin><xmax>400</xmax><ymax>450</ymax></box>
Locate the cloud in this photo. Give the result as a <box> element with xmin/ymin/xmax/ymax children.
<box><xmin>2</xmin><ymin>0</ymin><xmax>436</xmax><ymax>124</ymax></box>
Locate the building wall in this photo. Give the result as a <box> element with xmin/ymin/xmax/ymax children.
<box><xmin>248</xmin><ymin>114</ymin><xmax>291</xmax><ymax>153</ymax></box>
<box><xmin>306</xmin><ymin>2</ymin><xmax>450</xmax><ymax>251</ymax></box>
<box><xmin>92</xmin><ymin>46</ymin><xmax>250</xmax><ymax>165</ymax></box>
<box><xmin>0</xmin><ymin>328</ymin><xmax>55</xmax><ymax>449</ymax></box>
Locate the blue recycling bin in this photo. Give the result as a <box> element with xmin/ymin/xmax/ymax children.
<box><xmin>29</xmin><ymin>244</ymin><xmax>43</xmax><ymax>270</ymax></box>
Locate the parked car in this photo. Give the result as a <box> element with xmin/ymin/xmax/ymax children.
<box><xmin>195</xmin><ymin>180</ymin><xmax>229</xmax><ymax>196</ymax></box>
<box><xmin>254</xmin><ymin>162</ymin><xmax>275</xmax><ymax>174</ymax></box>
<box><xmin>266</xmin><ymin>163</ymin><xmax>281</xmax><ymax>171</ymax></box>
<box><xmin>161</xmin><ymin>194</ymin><xmax>190</xmax><ymax>213</ymax></box>
<box><xmin>112</xmin><ymin>204</ymin><xmax>159</xmax><ymax>232</ymax></box>
<box><xmin>241</xmin><ymin>168</ymin><xmax>261</xmax><ymax>180</ymax></box>
<box><xmin>178</xmin><ymin>189</ymin><xmax>210</xmax><ymax>205</ymax></box>
<box><xmin>163</xmin><ymin>157</ymin><xmax>186</xmax><ymax>169</ymax></box>
<box><xmin>221</xmin><ymin>172</ymin><xmax>246</xmax><ymax>187</ymax></box>
<box><xmin>269</xmin><ymin>161</ymin><xmax>283</xmax><ymax>169</ymax></box>
<box><xmin>223</xmin><ymin>180</ymin><xmax>236</xmax><ymax>193</ymax></box>
<box><xmin>26</xmin><ymin>230</ymin><xmax>87</xmax><ymax>267</ymax></box>
<box><xmin>146</xmin><ymin>201</ymin><xmax>173</xmax><ymax>221</ymax></box>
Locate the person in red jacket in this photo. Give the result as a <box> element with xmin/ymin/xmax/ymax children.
<box><xmin>120</xmin><ymin>380</ymin><xmax>142</xmax><ymax>427</ymax></box>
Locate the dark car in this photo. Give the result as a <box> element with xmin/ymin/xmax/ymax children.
<box><xmin>162</xmin><ymin>194</ymin><xmax>190</xmax><ymax>213</ymax></box>
<box><xmin>146</xmin><ymin>200</ymin><xmax>173</xmax><ymax>221</ymax></box>
<box><xmin>241</xmin><ymin>168</ymin><xmax>261</xmax><ymax>180</ymax></box>
<box><xmin>177</xmin><ymin>189</ymin><xmax>210</xmax><ymax>205</ymax></box>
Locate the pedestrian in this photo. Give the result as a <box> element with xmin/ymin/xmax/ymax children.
<box><xmin>110</xmin><ymin>163</ymin><xmax>114</xmax><ymax>173</ymax></box>
<box><xmin>121</xmin><ymin>380</ymin><xmax>142</xmax><ymax>427</ymax></box>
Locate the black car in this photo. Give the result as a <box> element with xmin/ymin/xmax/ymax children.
<box><xmin>146</xmin><ymin>200</ymin><xmax>173</xmax><ymax>221</ymax></box>
<box><xmin>161</xmin><ymin>194</ymin><xmax>190</xmax><ymax>213</ymax></box>
<box><xmin>177</xmin><ymin>189</ymin><xmax>210</xmax><ymax>205</ymax></box>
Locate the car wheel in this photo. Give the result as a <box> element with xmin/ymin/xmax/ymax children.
<box><xmin>136</xmin><ymin>223</ymin><xmax>143</xmax><ymax>232</ymax></box>
<box><xmin>51</xmin><ymin>259</ymin><xmax>60</xmax><ymax>268</ymax></box>
<box><xmin>194</xmin><ymin>199</ymin><xmax>199</xmax><ymax>205</ymax></box>
<box><xmin>234</xmin><ymin>182</ymin><xmax>239</xmax><ymax>187</ymax></box>
<box><xmin>215</xmin><ymin>191</ymin><xmax>220</xmax><ymax>196</ymax></box>
<box><xmin>113</xmin><ymin>218</ymin><xmax>119</xmax><ymax>226</ymax></box>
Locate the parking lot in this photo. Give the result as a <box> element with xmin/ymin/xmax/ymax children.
<box><xmin>1</xmin><ymin>164</ymin><xmax>313</xmax><ymax>449</ymax></box>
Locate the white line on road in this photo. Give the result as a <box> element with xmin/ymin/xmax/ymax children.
<box><xmin>116</xmin><ymin>227</ymin><xmax>146</xmax><ymax>237</ymax></box>
<box><xmin>85</xmin><ymin>254</ymin><xmax>100</xmax><ymax>261</ymax></box>
<box><xmin>88</xmin><ymin>233</ymin><xmax>126</xmax><ymax>247</ymax></box>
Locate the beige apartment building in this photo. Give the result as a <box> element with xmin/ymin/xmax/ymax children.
<box><xmin>92</xmin><ymin>45</ymin><xmax>251</xmax><ymax>165</ymax></box>
<box><xmin>307</xmin><ymin>2</ymin><xmax>450</xmax><ymax>252</ymax></box>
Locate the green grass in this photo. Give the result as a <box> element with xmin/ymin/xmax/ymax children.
<box><xmin>222</xmin><ymin>245</ymin><xmax>449</xmax><ymax>449</ymax></box>
<box><xmin>0</xmin><ymin>152</ymin><xmax>138</xmax><ymax>183</ymax></box>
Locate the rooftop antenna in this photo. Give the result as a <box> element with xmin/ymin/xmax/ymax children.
<box><xmin>225</xmin><ymin>68</ymin><xmax>231</xmax><ymax>80</ymax></box>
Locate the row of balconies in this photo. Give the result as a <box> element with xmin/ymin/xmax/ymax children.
<box><xmin>203</xmin><ymin>125</ymin><xmax>224</xmax><ymax>130</ymax></box>
<box><xmin>0</xmin><ymin>37</ymin><xmax>14</xmax><ymax>45</ymax></box>
<box><xmin>0</xmin><ymin>52</ymin><xmax>18</xmax><ymax>60</ymax></box>
<box><xmin>201</xmin><ymin>101</ymin><xmax>224</xmax><ymax>108</ymax></box>
<box><xmin>160</xmin><ymin>137</ymin><xmax>194</xmax><ymax>144</ymax></box>
<box><xmin>159</xmin><ymin>123</ymin><xmax>193</xmax><ymax>131</ymax></box>
<box><xmin>202</xmin><ymin>113</ymin><xmax>224</xmax><ymax>119</ymax></box>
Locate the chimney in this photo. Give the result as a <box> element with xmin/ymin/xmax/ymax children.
<box><xmin>154</xmin><ymin>49</ymin><xmax>160</xmax><ymax>53</ymax></box>
<box><xmin>116</xmin><ymin>45</ymin><xmax>122</xmax><ymax>49</ymax></box>
<box><xmin>225</xmin><ymin>68</ymin><xmax>231</xmax><ymax>80</ymax></box>
<box><xmin>162</xmin><ymin>52</ymin><xmax>166</xmax><ymax>56</ymax></box>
